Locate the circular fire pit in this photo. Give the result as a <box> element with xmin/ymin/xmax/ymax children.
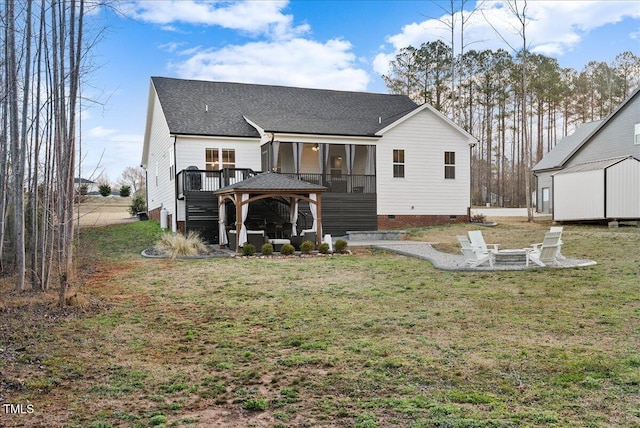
<box><xmin>494</xmin><ymin>249</ymin><xmax>528</xmax><ymax>265</ymax></box>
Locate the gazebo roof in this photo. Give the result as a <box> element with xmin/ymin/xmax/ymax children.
<box><xmin>213</xmin><ymin>172</ymin><xmax>327</xmax><ymax>194</ymax></box>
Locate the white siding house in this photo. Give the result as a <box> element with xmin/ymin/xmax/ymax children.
<box><xmin>141</xmin><ymin>77</ymin><xmax>476</xmax><ymax>240</ymax></box>
<box><xmin>376</xmin><ymin>104</ymin><xmax>471</xmax><ymax>219</ymax></box>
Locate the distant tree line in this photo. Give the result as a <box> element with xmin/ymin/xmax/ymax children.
<box><xmin>383</xmin><ymin>41</ymin><xmax>640</xmax><ymax>207</ymax></box>
<box><xmin>1</xmin><ymin>0</ymin><xmax>86</xmax><ymax>299</ymax></box>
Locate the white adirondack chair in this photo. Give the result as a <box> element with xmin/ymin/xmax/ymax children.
<box><xmin>549</xmin><ymin>226</ymin><xmax>565</xmax><ymax>260</ymax></box>
<box><xmin>458</xmin><ymin>235</ymin><xmax>493</xmax><ymax>267</ymax></box>
<box><xmin>468</xmin><ymin>230</ymin><xmax>500</xmax><ymax>254</ymax></box>
<box><xmin>527</xmin><ymin>231</ymin><xmax>563</xmax><ymax>267</ymax></box>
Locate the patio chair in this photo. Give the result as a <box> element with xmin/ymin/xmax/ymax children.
<box><xmin>457</xmin><ymin>235</ymin><xmax>493</xmax><ymax>268</ymax></box>
<box><xmin>265</xmin><ymin>222</ymin><xmax>277</xmax><ymax>239</ymax></box>
<box><xmin>526</xmin><ymin>231</ymin><xmax>563</xmax><ymax>267</ymax></box>
<box><xmin>280</xmin><ymin>222</ymin><xmax>293</xmax><ymax>239</ymax></box>
<box><xmin>549</xmin><ymin>226</ymin><xmax>566</xmax><ymax>260</ymax></box>
<box><xmin>468</xmin><ymin>230</ymin><xmax>500</xmax><ymax>254</ymax></box>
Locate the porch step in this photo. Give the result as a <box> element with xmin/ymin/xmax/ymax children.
<box><xmin>347</xmin><ymin>230</ymin><xmax>406</xmax><ymax>241</ymax></box>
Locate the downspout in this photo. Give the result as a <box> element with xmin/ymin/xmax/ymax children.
<box><xmin>468</xmin><ymin>141</ymin><xmax>477</xmax><ymax>221</ymax></box>
<box><xmin>172</xmin><ymin>135</ymin><xmax>178</xmax><ymax>232</ymax></box>
<box><xmin>143</xmin><ymin>167</ymin><xmax>149</xmax><ymax>217</ymax></box>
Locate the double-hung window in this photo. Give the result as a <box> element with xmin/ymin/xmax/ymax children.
<box><xmin>206</xmin><ymin>148</ymin><xmax>236</xmax><ymax>171</ymax></box>
<box><xmin>393</xmin><ymin>149</ymin><xmax>405</xmax><ymax>178</ymax></box>
<box><xmin>444</xmin><ymin>151</ymin><xmax>455</xmax><ymax>179</ymax></box>
<box><xmin>635</xmin><ymin>124</ymin><xmax>640</xmax><ymax>145</ymax></box>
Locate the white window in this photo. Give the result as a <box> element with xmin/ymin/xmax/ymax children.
<box><xmin>393</xmin><ymin>149</ymin><xmax>405</xmax><ymax>178</ymax></box>
<box><xmin>206</xmin><ymin>148</ymin><xmax>236</xmax><ymax>171</ymax></box>
<box><xmin>444</xmin><ymin>151</ymin><xmax>455</xmax><ymax>179</ymax></box>
<box><xmin>635</xmin><ymin>124</ymin><xmax>640</xmax><ymax>145</ymax></box>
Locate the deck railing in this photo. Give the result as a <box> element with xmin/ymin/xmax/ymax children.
<box><xmin>177</xmin><ymin>168</ymin><xmax>258</xmax><ymax>198</ymax></box>
<box><xmin>177</xmin><ymin>169</ymin><xmax>375</xmax><ymax>197</ymax></box>
<box><xmin>279</xmin><ymin>173</ymin><xmax>376</xmax><ymax>193</ymax></box>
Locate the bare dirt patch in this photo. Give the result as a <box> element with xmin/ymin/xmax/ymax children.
<box><xmin>75</xmin><ymin>195</ymin><xmax>136</xmax><ymax>227</ymax></box>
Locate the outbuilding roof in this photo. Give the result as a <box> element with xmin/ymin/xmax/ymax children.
<box><xmin>151</xmin><ymin>77</ymin><xmax>419</xmax><ymax>138</ymax></box>
<box><xmin>552</xmin><ymin>156</ymin><xmax>638</xmax><ymax>175</ymax></box>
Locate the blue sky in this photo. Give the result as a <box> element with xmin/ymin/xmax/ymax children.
<box><xmin>79</xmin><ymin>0</ymin><xmax>640</xmax><ymax>184</ymax></box>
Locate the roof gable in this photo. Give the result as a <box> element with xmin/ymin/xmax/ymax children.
<box><xmin>533</xmin><ymin>120</ymin><xmax>603</xmax><ymax>172</ymax></box>
<box><xmin>377</xmin><ymin>103</ymin><xmax>477</xmax><ymax>142</ymax></box>
<box><xmin>151</xmin><ymin>77</ymin><xmax>419</xmax><ymax>138</ymax></box>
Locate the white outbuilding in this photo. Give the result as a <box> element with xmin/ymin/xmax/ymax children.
<box><xmin>552</xmin><ymin>156</ymin><xmax>640</xmax><ymax>222</ymax></box>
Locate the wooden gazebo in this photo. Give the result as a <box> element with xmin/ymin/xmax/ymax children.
<box><xmin>213</xmin><ymin>173</ymin><xmax>327</xmax><ymax>253</ymax></box>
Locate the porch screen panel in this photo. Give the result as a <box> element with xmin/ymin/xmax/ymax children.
<box><xmin>365</xmin><ymin>146</ymin><xmax>375</xmax><ymax>175</ymax></box>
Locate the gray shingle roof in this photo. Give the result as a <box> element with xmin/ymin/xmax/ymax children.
<box><xmin>152</xmin><ymin>77</ymin><xmax>419</xmax><ymax>137</ymax></box>
<box><xmin>532</xmin><ymin>120</ymin><xmax>603</xmax><ymax>172</ymax></box>
<box><xmin>214</xmin><ymin>172</ymin><xmax>327</xmax><ymax>193</ymax></box>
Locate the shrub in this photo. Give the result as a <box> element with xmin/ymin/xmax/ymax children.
<box><xmin>154</xmin><ymin>231</ymin><xmax>208</xmax><ymax>259</ymax></box>
<box><xmin>470</xmin><ymin>212</ymin><xmax>487</xmax><ymax>223</ymax></box>
<box><xmin>243</xmin><ymin>397</ymin><xmax>268</xmax><ymax>411</ymax></box>
<box><xmin>149</xmin><ymin>414</ymin><xmax>167</xmax><ymax>426</ymax></box>
<box><xmin>334</xmin><ymin>239</ymin><xmax>348</xmax><ymax>253</ymax></box>
<box><xmin>119</xmin><ymin>185</ymin><xmax>131</xmax><ymax>197</ymax></box>
<box><xmin>129</xmin><ymin>194</ymin><xmax>146</xmax><ymax>216</ymax></box>
<box><xmin>318</xmin><ymin>242</ymin><xmax>330</xmax><ymax>254</ymax></box>
<box><xmin>261</xmin><ymin>243</ymin><xmax>274</xmax><ymax>256</ymax></box>
<box><xmin>280</xmin><ymin>243</ymin><xmax>295</xmax><ymax>255</ymax></box>
<box><xmin>242</xmin><ymin>243</ymin><xmax>256</xmax><ymax>256</ymax></box>
<box><xmin>300</xmin><ymin>240</ymin><xmax>315</xmax><ymax>254</ymax></box>
<box><xmin>98</xmin><ymin>183</ymin><xmax>111</xmax><ymax>197</ymax></box>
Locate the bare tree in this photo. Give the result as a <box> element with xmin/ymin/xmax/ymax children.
<box><xmin>119</xmin><ymin>166</ymin><xmax>147</xmax><ymax>195</ymax></box>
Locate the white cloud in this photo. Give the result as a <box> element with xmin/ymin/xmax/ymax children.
<box><xmin>80</xmin><ymin>129</ymin><xmax>144</xmax><ymax>182</ymax></box>
<box><xmin>123</xmin><ymin>0</ymin><xmax>309</xmax><ymax>40</ymax></box>
<box><xmin>170</xmin><ymin>38</ymin><xmax>370</xmax><ymax>91</ymax></box>
<box><xmin>377</xmin><ymin>1</ymin><xmax>640</xmax><ymax>63</ymax></box>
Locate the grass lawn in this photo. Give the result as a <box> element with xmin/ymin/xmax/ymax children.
<box><xmin>1</xmin><ymin>219</ymin><xmax>639</xmax><ymax>427</ymax></box>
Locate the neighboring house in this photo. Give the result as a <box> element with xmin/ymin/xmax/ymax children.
<box><xmin>141</xmin><ymin>77</ymin><xmax>477</xmax><ymax>243</ymax></box>
<box><xmin>74</xmin><ymin>177</ymin><xmax>96</xmax><ymax>194</ymax></box>
<box><xmin>533</xmin><ymin>86</ymin><xmax>640</xmax><ymax>221</ymax></box>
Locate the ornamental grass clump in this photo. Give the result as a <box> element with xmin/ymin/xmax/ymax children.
<box><xmin>154</xmin><ymin>231</ymin><xmax>208</xmax><ymax>259</ymax></box>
